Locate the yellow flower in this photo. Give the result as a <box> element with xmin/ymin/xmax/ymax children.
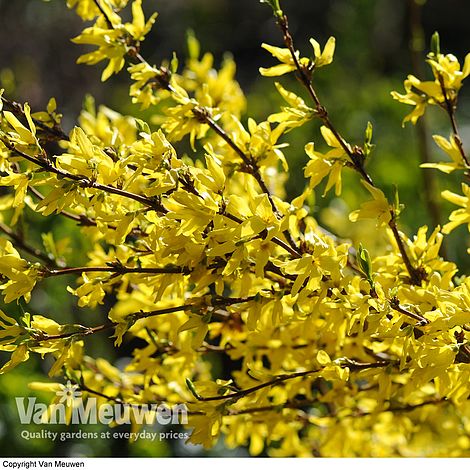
<box><xmin>349</xmin><ymin>181</ymin><xmax>391</xmax><ymax>226</ymax></box>
<box><xmin>421</xmin><ymin>134</ymin><xmax>467</xmax><ymax>173</ymax></box>
<box><xmin>428</xmin><ymin>51</ymin><xmax>470</xmax><ymax>95</ymax></box>
<box><xmin>179</xmin><ymin>314</ymin><xmax>209</xmax><ymax>349</ymax></box>
<box><xmin>72</xmin><ymin>23</ymin><xmax>128</xmax><ymax>81</ymax></box>
<box><xmin>391</xmin><ymin>51</ymin><xmax>470</xmax><ymax>125</ymax></box>
<box><xmin>304</xmin><ymin>126</ymin><xmax>350</xmax><ymax>196</ymax></box>
<box><xmin>391</xmin><ymin>75</ymin><xmax>434</xmax><ymax>125</ymax></box>
<box><xmin>128</xmin><ymin>63</ymin><xmax>164</xmax><ymax>109</ymax></box>
<box><xmin>259</xmin><ymin>44</ymin><xmax>308</xmax><ymax>77</ymax></box>
<box><xmin>66</xmin><ymin>0</ymin><xmax>129</xmax><ymax>21</ymax></box>
<box><xmin>259</xmin><ymin>37</ymin><xmax>335</xmax><ymax>77</ymax></box>
<box><xmin>0</xmin><ymin>310</ymin><xmax>25</xmax><ymax>347</ymax></box>
<box><xmin>125</xmin><ymin>0</ymin><xmax>158</xmax><ymax>41</ymax></box>
<box><xmin>0</xmin><ymin>238</ymin><xmax>40</xmax><ymax>303</ymax></box>
<box><xmin>268</xmin><ymin>82</ymin><xmax>315</xmax><ymax>132</ymax></box>
<box><xmin>441</xmin><ymin>183</ymin><xmax>470</xmax><ymax>234</ymax></box>
<box><xmin>3</xmin><ymin>103</ymin><xmax>38</xmax><ymax>147</ymax></box>
<box><xmin>72</xmin><ymin>1</ymin><xmax>157</xmax><ymax>81</ymax></box>
<box><xmin>0</xmin><ymin>343</ymin><xmax>29</xmax><ymax>374</ymax></box>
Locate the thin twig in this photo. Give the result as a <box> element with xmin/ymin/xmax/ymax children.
<box><xmin>436</xmin><ymin>74</ymin><xmax>470</xmax><ymax>167</ymax></box>
<box><xmin>0</xmin><ymin>221</ymin><xmax>56</xmax><ymax>267</ymax></box>
<box><xmin>194</xmin><ymin>360</ymin><xmax>390</xmax><ymax>402</ymax></box>
<box><xmin>275</xmin><ymin>11</ymin><xmax>424</xmax><ymax>285</ymax></box>
<box><xmin>1</xmin><ymin>95</ymin><xmax>68</xmax><ymax>141</ymax></box>
<box><xmin>4</xmin><ymin>143</ymin><xmax>167</xmax><ymax>213</ymax></box>
<box><xmin>408</xmin><ymin>0</ymin><xmax>445</xmax><ymax>239</ymax></box>
<box><xmin>390</xmin><ymin>297</ymin><xmax>429</xmax><ymax>325</ymax></box>
<box><xmin>43</xmin><ymin>264</ymin><xmax>190</xmax><ymax>277</ymax></box>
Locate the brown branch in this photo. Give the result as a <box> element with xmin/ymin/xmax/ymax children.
<box><xmin>43</xmin><ymin>264</ymin><xmax>190</xmax><ymax>277</ymax></box>
<box><xmin>274</xmin><ymin>11</ymin><xmax>424</xmax><ymax>285</ymax></box>
<box><xmin>33</xmin><ymin>322</ymin><xmax>114</xmax><ymax>342</ymax></box>
<box><xmin>92</xmin><ymin>0</ymin><xmax>114</xmax><ymax>30</ymax></box>
<box><xmin>388</xmin><ymin>218</ymin><xmax>426</xmax><ymax>286</ymax></box>
<box><xmin>222</xmin><ymin>210</ymin><xmax>301</xmax><ymax>258</ymax></box>
<box><xmin>228</xmin><ymin>398</ymin><xmax>317</xmax><ymax>417</ymax></box>
<box><xmin>436</xmin><ymin>74</ymin><xmax>470</xmax><ymax>167</ymax></box>
<box><xmin>191</xmin><ymin>106</ymin><xmax>281</xmax><ymax>216</ymax></box>
<box><xmin>28</xmin><ymin>186</ymin><xmax>99</xmax><ymax>227</ymax></box>
<box><xmin>79</xmin><ymin>382</ymin><xmax>127</xmax><ymax>405</ymax></box>
<box><xmin>0</xmin><ymin>221</ymin><xmax>56</xmax><ymax>267</ymax></box>
<box><xmin>390</xmin><ymin>297</ymin><xmax>429</xmax><ymax>325</ymax></box>
<box><xmin>194</xmin><ymin>360</ymin><xmax>390</xmax><ymax>402</ymax></box>
<box><xmin>134</xmin><ymin>295</ymin><xmax>256</xmax><ymax>321</ymax></box>
<box><xmin>408</xmin><ymin>0</ymin><xmax>445</xmax><ymax>239</ymax></box>
<box><xmin>276</xmin><ymin>15</ymin><xmax>373</xmax><ymax>186</ymax></box>
<box><xmin>4</xmin><ymin>143</ymin><xmax>166</xmax><ymax>213</ymax></box>
<box><xmin>351</xmin><ymin>397</ymin><xmax>448</xmax><ymax>418</ymax></box>
<box><xmin>1</xmin><ymin>95</ymin><xmax>68</xmax><ymax>142</ymax></box>
<box><xmin>227</xmin><ymin>390</ymin><xmax>446</xmax><ymax>420</ymax></box>
<box><xmin>31</xmin><ymin>296</ymin><xmax>255</xmax><ymax>345</ymax></box>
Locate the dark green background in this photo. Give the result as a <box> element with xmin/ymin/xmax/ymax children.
<box><xmin>0</xmin><ymin>0</ymin><xmax>469</xmax><ymax>457</ymax></box>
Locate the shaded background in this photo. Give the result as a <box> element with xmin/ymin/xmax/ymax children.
<box><xmin>0</xmin><ymin>0</ymin><xmax>469</xmax><ymax>457</ymax></box>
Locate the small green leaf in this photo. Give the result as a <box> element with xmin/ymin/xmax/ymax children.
<box><xmin>83</xmin><ymin>94</ymin><xmax>96</xmax><ymax>117</ymax></box>
<box><xmin>392</xmin><ymin>184</ymin><xmax>404</xmax><ymax>217</ymax></box>
<box><xmin>357</xmin><ymin>244</ymin><xmax>372</xmax><ymax>281</ymax></box>
<box><xmin>364</xmin><ymin>121</ymin><xmax>375</xmax><ymax>158</ymax></box>
<box><xmin>431</xmin><ymin>31</ymin><xmax>440</xmax><ymax>56</ymax></box>
<box><xmin>46</xmin><ymin>97</ymin><xmax>57</xmax><ymax>115</ymax></box>
<box><xmin>186</xmin><ymin>30</ymin><xmax>200</xmax><ymax>60</ymax></box>
<box><xmin>170</xmin><ymin>52</ymin><xmax>179</xmax><ymax>74</ymax></box>
<box><xmin>134</xmin><ymin>118</ymin><xmax>151</xmax><ymax>135</ymax></box>
<box><xmin>185</xmin><ymin>378</ymin><xmax>201</xmax><ymax>400</ymax></box>
<box><xmin>20</xmin><ymin>311</ymin><xmax>31</xmax><ymax>329</ymax></box>
<box><xmin>365</xmin><ymin>121</ymin><xmax>373</xmax><ymax>144</ymax></box>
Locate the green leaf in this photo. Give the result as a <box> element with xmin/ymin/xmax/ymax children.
<box><xmin>135</xmin><ymin>118</ymin><xmax>151</xmax><ymax>135</ymax></box>
<box><xmin>357</xmin><ymin>244</ymin><xmax>372</xmax><ymax>281</ymax></box>
<box><xmin>46</xmin><ymin>97</ymin><xmax>57</xmax><ymax>115</ymax></box>
<box><xmin>259</xmin><ymin>0</ymin><xmax>283</xmax><ymax>17</ymax></box>
<box><xmin>431</xmin><ymin>31</ymin><xmax>440</xmax><ymax>55</ymax></box>
<box><xmin>364</xmin><ymin>121</ymin><xmax>375</xmax><ymax>158</ymax></box>
<box><xmin>185</xmin><ymin>378</ymin><xmax>201</xmax><ymax>400</ymax></box>
<box><xmin>170</xmin><ymin>52</ymin><xmax>179</xmax><ymax>74</ymax></box>
<box><xmin>392</xmin><ymin>184</ymin><xmax>404</xmax><ymax>217</ymax></box>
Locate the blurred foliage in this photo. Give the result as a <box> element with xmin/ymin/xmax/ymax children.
<box><xmin>0</xmin><ymin>0</ymin><xmax>469</xmax><ymax>457</ymax></box>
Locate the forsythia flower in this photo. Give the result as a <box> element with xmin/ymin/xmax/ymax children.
<box><xmin>259</xmin><ymin>36</ymin><xmax>335</xmax><ymax>77</ymax></box>
<box><xmin>72</xmin><ymin>0</ymin><xmax>157</xmax><ymax>81</ymax></box>
<box><xmin>67</xmin><ymin>0</ymin><xmax>129</xmax><ymax>21</ymax></box>
<box><xmin>181</xmin><ymin>32</ymin><xmax>246</xmax><ymax>118</ymax></box>
<box><xmin>441</xmin><ymin>183</ymin><xmax>470</xmax><ymax>234</ymax></box>
<box><xmin>392</xmin><ymin>50</ymin><xmax>470</xmax><ymax>125</ymax></box>
<box><xmin>349</xmin><ymin>182</ymin><xmax>391</xmax><ymax>226</ymax></box>
<box><xmin>268</xmin><ymin>82</ymin><xmax>315</xmax><ymax>132</ymax></box>
<box><xmin>3</xmin><ymin>103</ymin><xmax>38</xmax><ymax>149</ymax></box>
<box><xmin>0</xmin><ymin>0</ymin><xmax>469</xmax><ymax>458</ymax></box>
<box><xmin>0</xmin><ymin>343</ymin><xmax>29</xmax><ymax>374</ymax></box>
<box><xmin>421</xmin><ymin>134</ymin><xmax>468</xmax><ymax>173</ymax></box>
<box><xmin>0</xmin><ymin>239</ymin><xmax>40</xmax><ymax>303</ymax></box>
<box><xmin>310</xmin><ymin>37</ymin><xmax>336</xmax><ymax>68</ymax></box>
<box><xmin>58</xmin><ymin>127</ymin><xmax>122</xmax><ymax>185</ymax></box>
<box><xmin>259</xmin><ymin>43</ymin><xmax>304</xmax><ymax>77</ymax></box>
<box><xmin>128</xmin><ymin>62</ymin><xmax>166</xmax><ymax>109</ymax></box>
<box><xmin>304</xmin><ymin>125</ymin><xmax>350</xmax><ymax>196</ymax></box>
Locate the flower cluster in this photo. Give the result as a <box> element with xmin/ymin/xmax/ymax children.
<box><xmin>0</xmin><ymin>0</ymin><xmax>469</xmax><ymax>457</ymax></box>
